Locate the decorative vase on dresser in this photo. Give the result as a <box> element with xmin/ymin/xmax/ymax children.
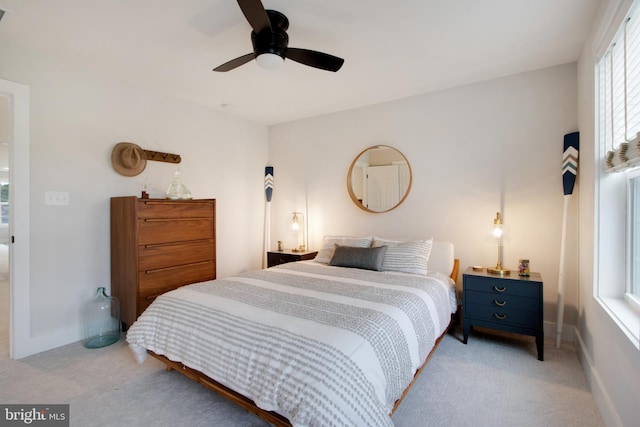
<box><xmin>462</xmin><ymin>267</ymin><xmax>544</xmax><ymax>360</ymax></box>
<box><xmin>110</xmin><ymin>196</ymin><xmax>216</xmax><ymax>329</ymax></box>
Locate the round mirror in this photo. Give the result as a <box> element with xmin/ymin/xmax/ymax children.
<box><xmin>347</xmin><ymin>145</ymin><xmax>412</xmax><ymax>213</ymax></box>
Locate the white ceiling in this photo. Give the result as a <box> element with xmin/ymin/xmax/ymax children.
<box><xmin>0</xmin><ymin>0</ymin><xmax>601</xmax><ymax>126</ymax></box>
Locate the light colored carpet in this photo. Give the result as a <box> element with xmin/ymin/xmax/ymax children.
<box><xmin>0</xmin><ymin>322</ymin><xmax>604</xmax><ymax>427</ymax></box>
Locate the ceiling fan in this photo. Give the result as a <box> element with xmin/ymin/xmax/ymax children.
<box><xmin>213</xmin><ymin>0</ymin><xmax>344</xmax><ymax>72</ymax></box>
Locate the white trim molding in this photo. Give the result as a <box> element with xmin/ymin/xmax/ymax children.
<box><xmin>0</xmin><ymin>78</ymin><xmax>32</xmax><ymax>359</ymax></box>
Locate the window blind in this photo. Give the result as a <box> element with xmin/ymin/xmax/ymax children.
<box><xmin>601</xmin><ymin>5</ymin><xmax>640</xmax><ymax>171</ymax></box>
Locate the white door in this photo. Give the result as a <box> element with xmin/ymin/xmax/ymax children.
<box><xmin>364</xmin><ymin>165</ymin><xmax>399</xmax><ymax>211</ymax></box>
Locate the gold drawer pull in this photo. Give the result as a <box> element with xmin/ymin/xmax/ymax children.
<box><xmin>494</xmin><ymin>300</ymin><xmax>507</xmax><ymax>307</ymax></box>
<box><xmin>493</xmin><ymin>286</ymin><xmax>507</xmax><ymax>293</ymax></box>
<box><xmin>494</xmin><ymin>313</ymin><xmax>507</xmax><ymax>320</ymax></box>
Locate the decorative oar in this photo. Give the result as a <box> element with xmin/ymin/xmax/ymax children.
<box><xmin>556</xmin><ymin>132</ymin><xmax>579</xmax><ymax>348</ymax></box>
<box><xmin>262</xmin><ymin>166</ymin><xmax>274</xmax><ymax>268</ymax></box>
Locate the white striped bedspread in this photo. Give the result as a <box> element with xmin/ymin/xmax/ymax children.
<box><xmin>127</xmin><ymin>261</ymin><xmax>457</xmax><ymax>427</ymax></box>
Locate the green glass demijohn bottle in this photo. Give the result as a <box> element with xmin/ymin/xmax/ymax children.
<box><xmin>83</xmin><ymin>287</ymin><xmax>121</xmax><ymax>348</ymax></box>
<box><xmin>166</xmin><ymin>167</ymin><xmax>192</xmax><ymax>200</ymax></box>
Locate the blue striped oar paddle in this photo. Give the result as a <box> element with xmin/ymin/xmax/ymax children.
<box><xmin>262</xmin><ymin>166</ymin><xmax>274</xmax><ymax>268</ymax></box>
<box><xmin>556</xmin><ymin>132</ymin><xmax>579</xmax><ymax>348</ymax></box>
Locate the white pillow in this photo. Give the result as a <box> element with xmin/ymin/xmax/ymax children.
<box><xmin>313</xmin><ymin>235</ymin><xmax>373</xmax><ymax>264</ymax></box>
<box><xmin>372</xmin><ymin>237</ymin><xmax>433</xmax><ymax>275</ymax></box>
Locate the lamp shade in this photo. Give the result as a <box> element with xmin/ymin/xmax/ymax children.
<box><xmin>291</xmin><ymin>212</ymin><xmax>305</xmax><ymax>252</ymax></box>
<box><xmin>487</xmin><ymin>212</ymin><xmax>510</xmax><ymax>275</ymax></box>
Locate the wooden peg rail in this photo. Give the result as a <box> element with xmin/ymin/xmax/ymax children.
<box><xmin>143</xmin><ymin>150</ymin><xmax>181</xmax><ymax>164</ymax></box>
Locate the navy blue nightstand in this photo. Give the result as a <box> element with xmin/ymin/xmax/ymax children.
<box><xmin>462</xmin><ymin>267</ymin><xmax>544</xmax><ymax>361</ymax></box>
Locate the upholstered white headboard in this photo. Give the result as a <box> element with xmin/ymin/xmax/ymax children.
<box><xmin>427</xmin><ymin>240</ymin><xmax>455</xmax><ymax>276</ymax></box>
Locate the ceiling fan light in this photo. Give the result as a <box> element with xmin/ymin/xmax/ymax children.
<box><xmin>256</xmin><ymin>53</ymin><xmax>285</xmax><ymax>69</ymax></box>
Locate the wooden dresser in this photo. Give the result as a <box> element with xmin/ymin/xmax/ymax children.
<box><xmin>110</xmin><ymin>196</ymin><xmax>216</xmax><ymax>328</ymax></box>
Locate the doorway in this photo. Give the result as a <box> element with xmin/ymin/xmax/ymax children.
<box><xmin>0</xmin><ymin>94</ymin><xmax>9</xmax><ymax>358</ymax></box>
<box><xmin>0</xmin><ymin>78</ymin><xmax>30</xmax><ymax>359</ymax></box>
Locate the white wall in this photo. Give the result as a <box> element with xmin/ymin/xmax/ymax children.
<box><xmin>269</xmin><ymin>63</ymin><xmax>579</xmax><ymax>335</ymax></box>
<box><xmin>0</xmin><ymin>40</ymin><xmax>268</xmax><ymax>352</ymax></box>
<box><xmin>576</xmin><ymin>0</ymin><xmax>640</xmax><ymax>426</ymax></box>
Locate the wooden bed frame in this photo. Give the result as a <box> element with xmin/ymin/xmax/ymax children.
<box><xmin>150</xmin><ymin>259</ymin><xmax>460</xmax><ymax>426</ymax></box>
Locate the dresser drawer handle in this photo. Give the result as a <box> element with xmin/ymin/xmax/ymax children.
<box><xmin>144</xmin><ymin>218</ymin><xmax>210</xmax><ymax>222</ymax></box>
<box><xmin>144</xmin><ymin>238</ymin><xmax>213</xmax><ymax>249</ymax></box>
<box><xmin>493</xmin><ymin>286</ymin><xmax>507</xmax><ymax>293</ymax></box>
<box><xmin>144</xmin><ymin>260</ymin><xmax>212</xmax><ymax>274</ymax></box>
<box><xmin>494</xmin><ymin>300</ymin><xmax>507</xmax><ymax>307</ymax></box>
<box><xmin>494</xmin><ymin>313</ymin><xmax>507</xmax><ymax>320</ymax></box>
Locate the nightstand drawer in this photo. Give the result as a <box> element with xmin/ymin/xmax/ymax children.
<box><xmin>463</xmin><ymin>276</ymin><xmax>539</xmax><ymax>298</ymax></box>
<box><xmin>465</xmin><ymin>289</ymin><xmax>539</xmax><ymax>312</ymax></box>
<box><xmin>268</xmin><ymin>252</ymin><xmax>300</xmax><ymax>265</ymax></box>
<box><xmin>267</xmin><ymin>250</ymin><xmax>318</xmax><ymax>267</ymax></box>
<box><xmin>465</xmin><ymin>303</ymin><xmax>540</xmax><ymax>328</ymax></box>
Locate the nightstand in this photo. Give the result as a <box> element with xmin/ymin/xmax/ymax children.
<box><xmin>267</xmin><ymin>250</ymin><xmax>318</xmax><ymax>267</ymax></box>
<box><xmin>462</xmin><ymin>267</ymin><xmax>544</xmax><ymax>361</ymax></box>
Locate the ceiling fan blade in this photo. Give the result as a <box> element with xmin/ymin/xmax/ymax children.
<box><xmin>286</xmin><ymin>48</ymin><xmax>344</xmax><ymax>72</ymax></box>
<box><xmin>237</xmin><ymin>0</ymin><xmax>271</xmax><ymax>33</ymax></box>
<box><xmin>213</xmin><ymin>53</ymin><xmax>255</xmax><ymax>72</ymax></box>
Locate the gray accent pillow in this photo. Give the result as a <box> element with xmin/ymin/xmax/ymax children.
<box><xmin>328</xmin><ymin>244</ymin><xmax>388</xmax><ymax>271</ymax></box>
<box><xmin>313</xmin><ymin>235</ymin><xmax>373</xmax><ymax>264</ymax></box>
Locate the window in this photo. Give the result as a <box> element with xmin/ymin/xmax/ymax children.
<box><xmin>628</xmin><ymin>170</ymin><xmax>640</xmax><ymax>310</ymax></box>
<box><xmin>599</xmin><ymin>3</ymin><xmax>640</xmax><ymax>296</ymax></box>
<box><xmin>0</xmin><ymin>182</ymin><xmax>7</xmax><ymax>225</ymax></box>
<box><xmin>597</xmin><ymin>0</ymin><xmax>640</xmax><ymax>347</ymax></box>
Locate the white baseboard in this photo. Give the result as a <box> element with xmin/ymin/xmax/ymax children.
<box><xmin>12</xmin><ymin>325</ymin><xmax>81</xmax><ymax>359</ymax></box>
<box><xmin>574</xmin><ymin>327</ymin><xmax>623</xmax><ymax>427</ymax></box>
<box><xmin>543</xmin><ymin>320</ymin><xmax>575</xmax><ymax>342</ymax></box>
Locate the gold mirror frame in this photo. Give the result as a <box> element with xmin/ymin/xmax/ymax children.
<box><xmin>347</xmin><ymin>145</ymin><xmax>412</xmax><ymax>213</ymax></box>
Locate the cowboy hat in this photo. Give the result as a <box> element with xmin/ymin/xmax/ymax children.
<box><xmin>111</xmin><ymin>142</ymin><xmax>147</xmax><ymax>177</ymax></box>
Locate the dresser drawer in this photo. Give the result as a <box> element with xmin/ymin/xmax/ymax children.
<box><xmin>138</xmin><ymin>200</ymin><xmax>214</xmax><ymax>219</ymax></box>
<box><xmin>138</xmin><ymin>218</ymin><xmax>214</xmax><ymax>245</ymax></box>
<box><xmin>138</xmin><ymin>259</ymin><xmax>215</xmax><ymax>300</ymax></box>
<box><xmin>463</xmin><ymin>276</ymin><xmax>539</xmax><ymax>298</ymax></box>
<box><xmin>139</xmin><ymin>239</ymin><xmax>215</xmax><ymax>271</ymax></box>
<box><xmin>465</xmin><ymin>303</ymin><xmax>540</xmax><ymax>328</ymax></box>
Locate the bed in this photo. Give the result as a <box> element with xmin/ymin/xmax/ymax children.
<box><xmin>127</xmin><ymin>237</ymin><xmax>459</xmax><ymax>427</ymax></box>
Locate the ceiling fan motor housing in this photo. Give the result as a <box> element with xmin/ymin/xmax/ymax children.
<box><xmin>252</xmin><ymin>28</ymin><xmax>288</xmax><ymax>58</ymax></box>
<box><xmin>251</xmin><ymin>10</ymin><xmax>289</xmax><ymax>59</ymax></box>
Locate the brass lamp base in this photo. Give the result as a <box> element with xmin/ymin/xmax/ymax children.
<box><xmin>487</xmin><ymin>266</ymin><xmax>510</xmax><ymax>276</ymax></box>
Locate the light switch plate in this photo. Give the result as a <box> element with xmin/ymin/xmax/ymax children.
<box><xmin>45</xmin><ymin>191</ymin><xmax>70</xmax><ymax>206</ymax></box>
